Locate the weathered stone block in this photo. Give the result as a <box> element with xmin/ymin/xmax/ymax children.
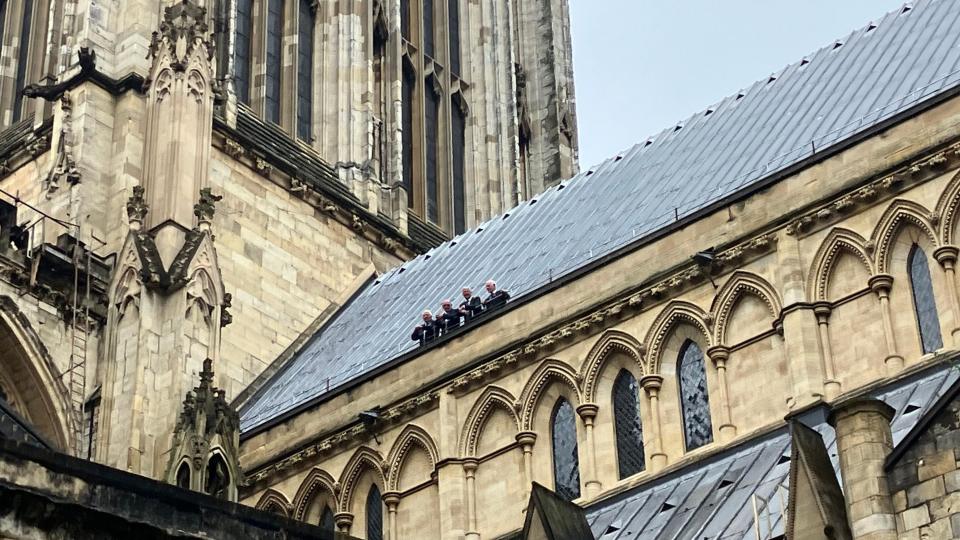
<box><xmin>900</xmin><ymin>505</ymin><xmax>931</xmax><ymax>530</ymax></box>
<box><xmin>907</xmin><ymin>477</ymin><xmax>946</xmax><ymax>507</ymax></box>
<box><xmin>918</xmin><ymin>450</ymin><xmax>956</xmax><ymax>482</ymax></box>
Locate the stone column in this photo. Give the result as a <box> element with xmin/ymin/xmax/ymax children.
<box><xmin>869</xmin><ymin>274</ymin><xmax>904</xmax><ymax>374</ymax></box>
<box><xmin>706</xmin><ymin>346</ymin><xmax>737</xmax><ymax>442</ymax></box>
<box><xmin>516</xmin><ymin>431</ymin><xmax>537</xmax><ymax>501</ymax></box>
<box><xmin>777</xmin><ymin>231</ymin><xmax>826</xmax><ymax>408</ymax></box>
<box><xmin>335</xmin><ymin>512</ymin><xmax>354</xmax><ymax>535</ymax></box>
<box><xmin>382</xmin><ymin>492</ymin><xmax>401</xmax><ymax>540</ymax></box>
<box><xmin>813</xmin><ymin>302</ymin><xmax>842</xmax><ymax>399</ymax></box>
<box><xmin>576</xmin><ymin>404</ymin><xmax>602</xmax><ymax>497</ymax></box>
<box><xmin>829</xmin><ymin>398</ymin><xmax>897</xmax><ymax>540</ymax></box>
<box><xmin>934</xmin><ymin>246</ymin><xmax>960</xmax><ymax>346</ymax></box>
<box><xmin>462</xmin><ymin>459</ymin><xmax>480</xmax><ymax>540</ymax></box>
<box><xmin>640</xmin><ymin>375</ymin><xmax>667</xmax><ymax>471</ymax></box>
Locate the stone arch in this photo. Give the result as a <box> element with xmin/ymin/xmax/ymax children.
<box><xmin>580</xmin><ymin>330</ymin><xmax>646</xmax><ymax>403</ymax></box>
<box><xmin>871</xmin><ymin>199</ymin><xmax>939</xmax><ymax>274</ymax></box>
<box><xmin>337</xmin><ymin>446</ymin><xmax>386</xmax><ymax>513</ymax></box>
<box><xmin>807</xmin><ymin>228</ymin><xmax>874</xmax><ymax>301</ymax></box>
<box><xmin>386</xmin><ymin>424</ymin><xmax>439</xmax><ymax>491</ymax></box>
<box><xmin>710</xmin><ymin>271</ymin><xmax>782</xmax><ymax>344</ymax></box>
<box><xmin>0</xmin><ymin>298</ymin><xmax>72</xmax><ymax>450</ymax></box>
<box><xmin>292</xmin><ymin>467</ymin><xmax>338</xmax><ymax>521</ymax></box>
<box><xmin>458</xmin><ymin>385</ymin><xmax>520</xmax><ymax>457</ymax></box>
<box><xmin>934</xmin><ymin>168</ymin><xmax>960</xmax><ymax>244</ymax></box>
<box><xmin>255</xmin><ymin>488</ymin><xmax>292</xmax><ymax>517</ymax></box>
<box><xmin>519</xmin><ymin>359</ymin><xmax>582</xmax><ymax>431</ymax></box>
<box><xmin>643</xmin><ymin>300</ymin><xmax>712</xmax><ymax>374</ymax></box>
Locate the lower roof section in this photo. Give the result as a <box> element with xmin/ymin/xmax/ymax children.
<box><xmin>584</xmin><ymin>358</ymin><xmax>959</xmax><ymax>540</ymax></box>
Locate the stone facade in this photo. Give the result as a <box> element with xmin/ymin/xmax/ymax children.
<box><xmin>237</xmin><ymin>75</ymin><xmax>960</xmax><ymax>539</ymax></box>
<box><xmin>888</xmin><ymin>389</ymin><xmax>960</xmax><ymax>539</ymax></box>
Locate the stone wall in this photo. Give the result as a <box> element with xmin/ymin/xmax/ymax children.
<box><xmin>889</xmin><ymin>393</ymin><xmax>960</xmax><ymax>539</ymax></box>
<box><xmin>238</xmin><ymin>91</ymin><xmax>960</xmax><ymax>539</ymax></box>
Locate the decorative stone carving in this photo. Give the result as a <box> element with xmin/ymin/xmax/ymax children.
<box><xmin>164</xmin><ymin>359</ymin><xmax>243</xmax><ymax>501</ymax></box>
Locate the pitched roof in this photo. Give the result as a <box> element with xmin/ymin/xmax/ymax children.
<box><xmin>239</xmin><ymin>0</ymin><xmax>960</xmax><ymax>432</ymax></box>
<box><xmin>584</xmin><ymin>361</ymin><xmax>958</xmax><ymax>540</ymax></box>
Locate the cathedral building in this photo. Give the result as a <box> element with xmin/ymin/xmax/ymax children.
<box><xmin>2</xmin><ymin>0</ymin><xmax>960</xmax><ymax>539</ymax></box>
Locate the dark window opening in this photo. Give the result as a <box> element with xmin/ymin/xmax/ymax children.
<box><xmin>373</xmin><ymin>31</ymin><xmax>387</xmax><ymax>182</ymax></box>
<box><xmin>908</xmin><ymin>244</ymin><xmax>943</xmax><ymax>354</ymax></box>
<box><xmin>448</xmin><ymin>0</ymin><xmax>461</xmax><ymax>75</ymax></box>
<box><xmin>366</xmin><ymin>485</ymin><xmax>384</xmax><ymax>540</ymax></box>
<box><xmin>213</xmin><ymin>0</ymin><xmax>230</xmax><ymax>79</ymax></box>
<box><xmin>13</xmin><ymin>0</ymin><xmax>33</xmax><ymax>122</ymax></box>
<box><xmin>401</xmin><ymin>63</ymin><xmax>416</xmax><ymax>207</ymax></box>
<box><xmin>176</xmin><ymin>462</ymin><xmax>191</xmax><ymax>489</ymax></box>
<box><xmin>297</xmin><ymin>0</ymin><xmax>314</xmax><ymax>140</ymax></box>
<box><xmin>234</xmin><ymin>0</ymin><xmax>254</xmax><ymax>104</ymax></box>
<box><xmin>400</xmin><ymin>0</ymin><xmax>411</xmax><ymax>40</ymax></box>
<box><xmin>320</xmin><ymin>505</ymin><xmax>335</xmax><ymax>532</ymax></box>
<box><xmin>83</xmin><ymin>393</ymin><xmax>101</xmax><ymax>460</ymax></box>
<box><xmin>204</xmin><ymin>454</ymin><xmax>230</xmax><ymax>499</ymax></box>
<box><xmin>678</xmin><ymin>340</ymin><xmax>713</xmax><ymax>451</ymax></box>
<box><xmin>265</xmin><ymin>0</ymin><xmax>284</xmax><ymax>124</ymax></box>
<box><xmin>425</xmin><ymin>82</ymin><xmax>440</xmax><ymax>223</ymax></box>
<box><xmin>551</xmin><ymin>398</ymin><xmax>581</xmax><ymax>501</ymax></box>
<box><xmin>613</xmin><ymin>370</ymin><xmax>645</xmax><ymax>479</ymax></box>
<box><xmin>451</xmin><ymin>98</ymin><xmax>466</xmax><ymax>233</ymax></box>
<box><xmin>423</xmin><ymin>0</ymin><xmax>435</xmax><ymax>58</ymax></box>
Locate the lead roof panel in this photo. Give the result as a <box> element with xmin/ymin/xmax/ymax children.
<box><xmin>240</xmin><ymin>0</ymin><xmax>960</xmax><ymax>431</ymax></box>
<box><xmin>586</xmin><ymin>363</ymin><xmax>959</xmax><ymax>540</ymax></box>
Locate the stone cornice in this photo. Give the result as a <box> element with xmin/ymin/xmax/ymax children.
<box><xmin>785</xmin><ymin>139</ymin><xmax>960</xmax><ymax>237</ymax></box>
<box><xmin>241</xmin><ymin>130</ymin><xmax>960</xmax><ymax>488</ymax></box>
<box><xmin>245</xmin><ymin>390</ymin><xmax>440</xmax><ymax>486</ymax></box>
<box><xmin>211</xmin><ymin>130</ymin><xmax>418</xmax><ymax>262</ymax></box>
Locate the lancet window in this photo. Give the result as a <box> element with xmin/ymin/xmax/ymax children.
<box><xmin>551</xmin><ymin>397</ymin><xmax>581</xmax><ymax>501</ymax></box>
<box><xmin>908</xmin><ymin>244</ymin><xmax>943</xmax><ymax>354</ymax></box>
<box><xmin>678</xmin><ymin>340</ymin><xmax>713</xmax><ymax>451</ymax></box>
<box><xmin>613</xmin><ymin>370</ymin><xmax>645</xmax><ymax>478</ymax></box>
<box><xmin>400</xmin><ymin>0</ymin><xmax>469</xmax><ymax>233</ymax></box>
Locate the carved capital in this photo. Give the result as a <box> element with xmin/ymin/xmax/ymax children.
<box><xmin>576</xmin><ymin>403</ymin><xmax>599</xmax><ymax>421</ymax></box>
<box><xmin>126</xmin><ymin>186</ymin><xmax>149</xmax><ymax>230</ymax></box>
<box><xmin>334</xmin><ymin>512</ymin><xmax>354</xmax><ymax>529</ymax></box>
<box><xmin>706</xmin><ymin>345</ymin><xmax>730</xmax><ymax>368</ymax></box>
<box><xmin>515</xmin><ymin>431</ymin><xmax>537</xmax><ymax>448</ymax></box>
<box><xmin>461</xmin><ymin>458</ymin><xmax>479</xmax><ymax>474</ymax></box>
<box><xmin>812</xmin><ymin>301</ymin><xmax>833</xmax><ymax>321</ymax></box>
<box><xmin>868</xmin><ymin>274</ymin><xmax>894</xmax><ymax>295</ymax></box>
<box><xmin>640</xmin><ymin>374</ymin><xmax>663</xmax><ymax>394</ymax></box>
<box><xmin>381</xmin><ymin>491</ymin><xmax>401</xmax><ymax>508</ymax></box>
<box><xmin>934</xmin><ymin>245</ymin><xmax>959</xmax><ymax>267</ymax></box>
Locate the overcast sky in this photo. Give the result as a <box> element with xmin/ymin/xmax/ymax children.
<box><xmin>569</xmin><ymin>0</ymin><xmax>910</xmax><ymax>168</ymax></box>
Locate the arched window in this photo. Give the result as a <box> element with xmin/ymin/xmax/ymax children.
<box><xmin>908</xmin><ymin>244</ymin><xmax>943</xmax><ymax>354</ymax></box>
<box><xmin>176</xmin><ymin>462</ymin><xmax>191</xmax><ymax>489</ymax></box>
<box><xmin>678</xmin><ymin>340</ymin><xmax>713</xmax><ymax>451</ymax></box>
<box><xmin>12</xmin><ymin>0</ymin><xmax>33</xmax><ymax>122</ymax></box>
<box><xmin>366</xmin><ymin>485</ymin><xmax>384</xmax><ymax>540</ymax></box>
<box><xmin>613</xmin><ymin>370</ymin><xmax>645</xmax><ymax>479</ymax></box>
<box><xmin>320</xmin><ymin>505</ymin><xmax>335</xmax><ymax>533</ymax></box>
<box><xmin>205</xmin><ymin>454</ymin><xmax>230</xmax><ymax>499</ymax></box>
<box><xmin>296</xmin><ymin>0</ymin><xmax>314</xmax><ymax>141</ymax></box>
<box><xmin>401</xmin><ymin>62</ymin><xmax>416</xmax><ymax>208</ymax></box>
<box><xmin>424</xmin><ymin>80</ymin><xmax>441</xmax><ymax>223</ymax></box>
<box><xmin>234</xmin><ymin>0</ymin><xmax>253</xmax><ymax>104</ymax></box>
<box><xmin>265</xmin><ymin>0</ymin><xmax>284</xmax><ymax>124</ymax></box>
<box><xmin>451</xmin><ymin>96</ymin><xmax>466</xmax><ymax>234</ymax></box>
<box><xmin>551</xmin><ymin>398</ymin><xmax>581</xmax><ymax>501</ymax></box>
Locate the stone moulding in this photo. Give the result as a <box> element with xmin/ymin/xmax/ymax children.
<box><xmin>785</xmin><ymin>140</ymin><xmax>960</xmax><ymax>237</ymax></box>
<box><xmin>244</xmin><ymin>137</ymin><xmax>960</xmax><ymax>487</ymax></box>
<box><xmin>211</xmin><ymin>130</ymin><xmax>419</xmax><ymax>262</ymax></box>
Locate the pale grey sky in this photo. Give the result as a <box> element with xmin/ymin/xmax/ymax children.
<box><xmin>569</xmin><ymin>0</ymin><xmax>910</xmax><ymax>168</ymax></box>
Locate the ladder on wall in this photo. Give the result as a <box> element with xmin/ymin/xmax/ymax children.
<box><xmin>65</xmin><ymin>228</ymin><xmax>90</xmax><ymax>456</ymax></box>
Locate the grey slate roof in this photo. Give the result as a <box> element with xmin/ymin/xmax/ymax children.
<box><xmin>240</xmin><ymin>0</ymin><xmax>960</xmax><ymax>432</ymax></box>
<box><xmin>584</xmin><ymin>362</ymin><xmax>959</xmax><ymax>540</ymax></box>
